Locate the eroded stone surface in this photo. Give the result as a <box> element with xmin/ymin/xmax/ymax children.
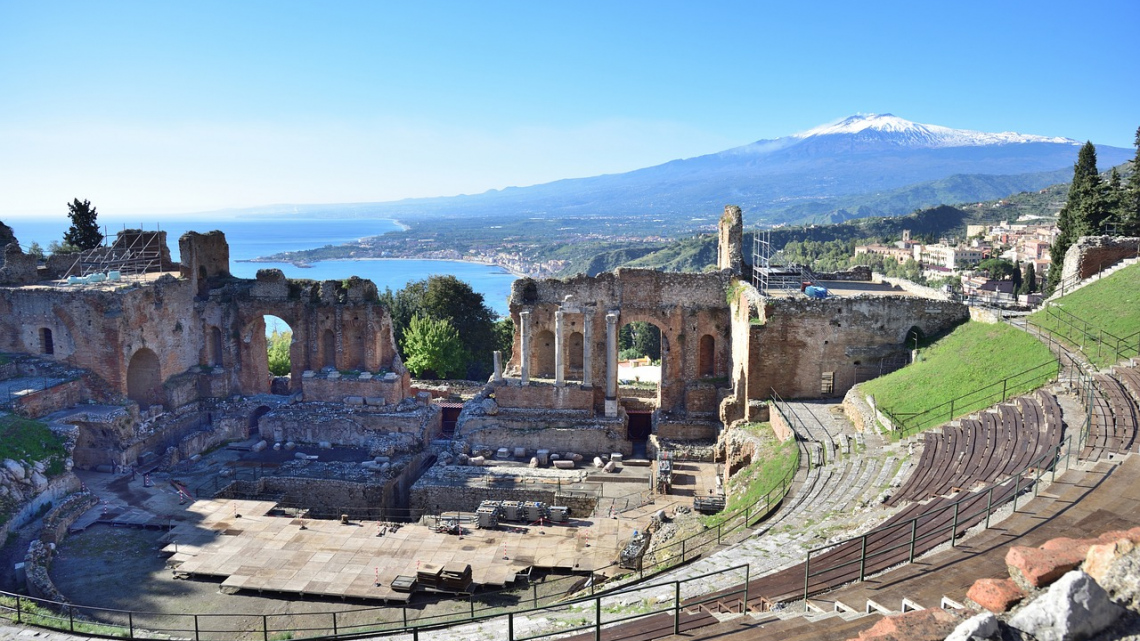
<box><xmin>1008</xmin><ymin>570</ymin><xmax>1123</xmax><ymax>641</ymax></box>
<box><xmin>851</xmin><ymin>607</ymin><xmax>962</xmax><ymax>641</ymax></box>
<box><xmin>967</xmin><ymin>577</ymin><xmax>1025</xmax><ymax>613</ymax></box>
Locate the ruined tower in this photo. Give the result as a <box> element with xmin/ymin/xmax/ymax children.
<box><xmin>717</xmin><ymin>205</ymin><xmax>743</xmax><ymax>274</ymax></box>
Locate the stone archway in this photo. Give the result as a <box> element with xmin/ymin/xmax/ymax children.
<box><xmin>126</xmin><ymin>348</ymin><xmax>164</xmax><ymax>409</ymax></box>
<box><xmin>533</xmin><ymin>329</ymin><xmax>555</xmax><ymax>378</ymax></box>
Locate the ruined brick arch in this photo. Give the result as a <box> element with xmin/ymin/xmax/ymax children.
<box><xmin>699</xmin><ymin>334</ymin><xmax>715</xmax><ymax>377</ymax></box>
<box><xmin>322</xmin><ymin>329</ymin><xmax>336</xmax><ymax>369</ymax></box>
<box><xmin>533</xmin><ymin>329</ymin><xmax>556</xmax><ymax>378</ymax></box>
<box><xmin>206</xmin><ymin>326</ymin><xmax>223</xmax><ymax>367</ymax></box>
<box><xmin>126</xmin><ymin>347</ymin><xmax>164</xmax><ymax>409</ymax></box>
<box><xmin>567</xmin><ymin>331</ymin><xmax>584</xmax><ymax>373</ymax></box>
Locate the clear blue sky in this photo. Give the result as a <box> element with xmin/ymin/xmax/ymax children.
<box><xmin>1</xmin><ymin>0</ymin><xmax>1137</xmax><ymax>217</ymax></box>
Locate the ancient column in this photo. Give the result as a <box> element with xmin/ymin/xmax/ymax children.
<box><xmin>605</xmin><ymin>311</ymin><xmax>619</xmax><ymax>417</ymax></box>
<box><xmin>493</xmin><ymin>350</ymin><xmax>503</xmax><ymax>382</ymax></box>
<box><xmin>554</xmin><ymin>310</ymin><xmax>565</xmax><ymax>386</ymax></box>
<box><xmin>582</xmin><ymin>309</ymin><xmax>594</xmax><ymax>388</ymax></box>
<box><xmin>519</xmin><ymin>311</ymin><xmax>531</xmax><ymax>385</ymax></box>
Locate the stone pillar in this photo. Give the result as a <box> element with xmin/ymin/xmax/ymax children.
<box><xmin>554</xmin><ymin>310</ymin><xmax>565</xmax><ymax>386</ymax></box>
<box><xmin>519</xmin><ymin>311</ymin><xmax>531</xmax><ymax>385</ymax></box>
<box><xmin>605</xmin><ymin>311</ymin><xmax>619</xmax><ymax>417</ymax></box>
<box><xmin>582</xmin><ymin>309</ymin><xmax>594</xmax><ymax>388</ymax></box>
<box><xmin>718</xmin><ymin>205</ymin><xmax>743</xmax><ymax>274</ymax></box>
<box><xmin>493</xmin><ymin>350</ymin><xmax>503</xmax><ymax>382</ymax></box>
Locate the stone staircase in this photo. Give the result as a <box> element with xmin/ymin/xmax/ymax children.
<box><xmin>1046</xmin><ymin>256</ymin><xmax>1139</xmax><ymax>303</ymax></box>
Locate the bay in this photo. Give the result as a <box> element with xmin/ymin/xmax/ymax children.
<box><xmin>4</xmin><ymin>216</ymin><xmax>516</xmax><ymax>316</ymax></box>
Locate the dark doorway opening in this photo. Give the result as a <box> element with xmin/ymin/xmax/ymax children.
<box><xmin>441</xmin><ymin>405</ymin><xmax>461</xmax><ymax>437</ymax></box>
<box><xmin>249</xmin><ymin>405</ymin><xmax>271</xmax><ymax>438</ymax></box>
<box><xmin>627</xmin><ymin>411</ymin><xmax>652</xmax><ymax>459</ymax></box>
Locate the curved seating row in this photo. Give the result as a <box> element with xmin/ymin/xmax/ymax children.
<box><xmin>1082</xmin><ymin>365</ymin><xmax>1139</xmax><ymax>461</ymax></box>
<box><xmin>886</xmin><ymin>390</ymin><xmax>1063</xmax><ymax>506</ymax></box>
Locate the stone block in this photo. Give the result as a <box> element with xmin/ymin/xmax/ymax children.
<box><xmin>365</xmin><ymin>397</ymin><xmax>386</xmax><ymax>405</ymax></box>
<box><xmin>496</xmin><ymin>447</ymin><xmax>510</xmax><ymax>459</ymax></box>
<box><xmin>469</xmin><ymin>456</ymin><xmax>485</xmax><ymax>466</ymax></box>
<box><xmin>944</xmin><ymin>612</ymin><xmax>998</xmax><ymax>641</ymax></box>
<box><xmin>967</xmin><ymin>577</ymin><xmax>1024</xmax><ymax>612</ymax></box>
<box><xmin>513</xmin><ymin>447</ymin><xmax>526</xmax><ymax>458</ymax></box>
<box><xmin>384</xmin><ymin>372</ymin><xmax>399</xmax><ymax>382</ymax></box>
<box><xmin>1084</xmin><ymin>538</ymin><xmax>1136</xmax><ymax>584</ymax></box>
<box><xmin>610</xmin><ymin>453</ymin><xmax>623</xmax><ymax>463</ymax></box>
<box><xmin>345</xmin><ymin>396</ymin><xmax>364</xmax><ymax>405</ymax></box>
<box><xmin>358</xmin><ymin>372</ymin><xmax>372</xmax><ymax>380</ymax></box>
<box><xmin>593</xmin><ymin>456</ymin><xmax>605</xmax><ymax>468</ymax></box>
<box><xmin>328</xmin><ymin>371</ymin><xmax>341</xmax><ymax>380</ymax></box>
<box><xmin>302</xmin><ymin>370</ymin><xmax>315</xmax><ymax>379</ymax></box>
<box><xmin>853</xmin><ymin>607</ymin><xmax>962</xmax><ymax>641</ymax></box>
<box><xmin>1009</xmin><ymin>570</ymin><xmax>1123</xmax><ymax>641</ymax></box>
<box><xmin>536</xmin><ymin>449</ymin><xmax>550</xmax><ymax>466</ymax></box>
<box><xmin>553</xmin><ymin>459</ymin><xmax>575</xmax><ymax>469</ymax></box>
<box><xmin>1007</xmin><ymin>543</ymin><xmax>1088</xmax><ymax>589</ymax></box>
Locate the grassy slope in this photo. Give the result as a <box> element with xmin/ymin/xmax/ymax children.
<box><xmin>704</xmin><ymin>423</ymin><xmax>798</xmax><ymax>527</ymax></box>
<box><xmin>1028</xmin><ymin>262</ymin><xmax>1140</xmax><ymax>367</ymax></box>
<box><xmin>860</xmin><ymin>322</ymin><xmax>1057</xmax><ymax>434</ymax></box>
<box><xmin>0</xmin><ymin>416</ymin><xmax>66</xmax><ymax>476</ymax></box>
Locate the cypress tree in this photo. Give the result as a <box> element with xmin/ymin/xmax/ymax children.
<box><xmin>63</xmin><ymin>198</ymin><xmax>104</xmax><ymax>251</ymax></box>
<box><xmin>1124</xmin><ymin>126</ymin><xmax>1140</xmax><ymax>236</ymax></box>
<box><xmin>1047</xmin><ymin>142</ymin><xmax>1104</xmax><ymax>293</ymax></box>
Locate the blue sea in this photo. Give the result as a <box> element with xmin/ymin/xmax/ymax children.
<box><xmin>5</xmin><ymin>216</ymin><xmax>517</xmax><ymax>316</ymax></box>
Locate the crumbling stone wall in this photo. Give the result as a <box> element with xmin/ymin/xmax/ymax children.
<box><xmin>718</xmin><ymin>205</ymin><xmax>743</xmax><ymax>274</ymax></box>
<box><xmin>0</xmin><ymin>244</ymin><xmax>38</xmax><ymax>285</ymax></box>
<box><xmin>259</xmin><ymin>404</ymin><xmax>440</xmax><ymax>452</ymax></box>
<box><xmin>1061</xmin><ymin>235</ymin><xmax>1140</xmax><ymax>283</ymax></box>
<box><xmin>741</xmin><ymin>290</ymin><xmax>968</xmax><ymax>400</ymax></box>
<box><xmin>505</xmin><ymin>268</ymin><xmax>734</xmax><ymax>415</ymax></box>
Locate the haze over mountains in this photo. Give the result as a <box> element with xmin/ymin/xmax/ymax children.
<box><xmin>227</xmin><ymin>114</ymin><xmax>1134</xmax><ymax>229</ymax></box>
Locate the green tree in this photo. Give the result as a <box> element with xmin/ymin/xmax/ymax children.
<box><xmin>1123</xmin><ymin>126</ymin><xmax>1140</xmax><ymax>236</ymax></box>
<box><xmin>618</xmin><ymin>321</ymin><xmax>660</xmax><ymax>360</ymax></box>
<box><xmin>1047</xmin><ymin>142</ymin><xmax>1106</xmax><ymax>293</ymax></box>
<box><xmin>267</xmin><ymin>330</ymin><xmax>292</xmax><ymax>376</ymax></box>
<box><xmin>402</xmin><ymin>315</ymin><xmax>468</xmax><ymax>379</ymax></box>
<box><xmin>492</xmin><ymin>318</ymin><xmax>515</xmax><ymax>365</ymax></box>
<box><xmin>1019</xmin><ymin>262</ymin><xmax>1037</xmax><ymax>295</ymax></box>
<box><xmin>380</xmin><ymin>275</ymin><xmax>498</xmax><ymax>379</ymax></box>
<box><xmin>26</xmin><ymin>242</ymin><xmax>45</xmax><ymax>260</ymax></box>
<box><xmin>979</xmin><ymin>258</ymin><xmax>1017</xmax><ymax>281</ymax></box>
<box><xmin>63</xmin><ymin>198</ymin><xmax>103</xmax><ymax>250</ymax></box>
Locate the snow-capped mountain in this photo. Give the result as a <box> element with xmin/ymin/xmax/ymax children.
<box><xmin>302</xmin><ymin>114</ymin><xmax>1134</xmax><ymax>228</ymax></box>
<box><xmin>791</xmin><ymin>113</ymin><xmax>1077</xmax><ymax>148</ymax></box>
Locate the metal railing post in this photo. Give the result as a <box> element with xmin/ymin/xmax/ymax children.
<box><xmin>70</xmin><ymin>606</ymin><xmax>75</xmax><ymax>633</ymax></box>
<box><xmin>128</xmin><ymin>610</ymin><xmax>134</xmax><ymax>638</ymax></box>
<box><xmin>744</xmin><ymin>564</ymin><xmax>750</xmax><ymax>612</ymax></box>
<box><xmin>951</xmin><ymin>502</ymin><xmax>959</xmax><ymax>547</ymax></box>
<box><xmin>908</xmin><ymin>519</ymin><xmax>917</xmax><ymax>563</ymax></box>
<box><xmin>193</xmin><ymin>614</ymin><xmax>199</xmax><ymax>640</ymax></box>
<box><xmin>859</xmin><ymin>535</ymin><xmax>867</xmax><ymax>581</ymax></box>
<box><xmin>332</xmin><ymin>611</ymin><xmax>338</xmax><ymax>637</ymax></box>
<box><xmin>263</xmin><ymin>615</ymin><xmax>269</xmax><ymax>641</ymax></box>
<box><xmin>673</xmin><ymin>581</ymin><xmax>681</xmax><ymax>635</ymax></box>
<box><xmin>595</xmin><ymin>594</ymin><xmax>603</xmax><ymax>641</ymax></box>
<box><xmin>14</xmin><ymin>595</ymin><xmax>20</xmax><ymax>624</ymax></box>
<box><xmin>508</xmin><ymin>612</ymin><xmax>514</xmax><ymax>641</ymax></box>
<box><xmin>985</xmin><ymin>486</ymin><xmax>993</xmax><ymax>529</ymax></box>
<box><xmin>1013</xmin><ymin>474</ymin><xmax>1021</xmax><ymax>512</ymax></box>
<box><xmin>803</xmin><ymin>551</ymin><xmax>811</xmax><ymax>605</ymax></box>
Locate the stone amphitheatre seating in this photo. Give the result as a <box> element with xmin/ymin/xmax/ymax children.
<box><xmin>1082</xmin><ymin>368</ymin><xmax>1139</xmax><ymax>461</ymax></box>
<box><xmin>885</xmin><ymin>390</ymin><xmax>1064</xmax><ymax>507</ymax></box>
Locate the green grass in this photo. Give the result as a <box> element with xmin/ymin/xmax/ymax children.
<box><xmin>860</xmin><ymin>321</ymin><xmax>1057</xmax><ymax>437</ymax></box>
<box><xmin>0</xmin><ymin>595</ymin><xmax>129</xmax><ymax>638</ymax></box>
<box><xmin>1030</xmin><ymin>262</ymin><xmax>1140</xmax><ymax>367</ymax></box>
<box><xmin>0</xmin><ymin>416</ymin><xmax>67</xmax><ymax>477</ymax></box>
<box><xmin>703</xmin><ymin>423</ymin><xmax>799</xmax><ymax>527</ymax></box>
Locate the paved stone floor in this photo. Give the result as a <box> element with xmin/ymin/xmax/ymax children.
<box><xmin>163</xmin><ymin>496</ymin><xmax>641</xmax><ymax>601</ymax></box>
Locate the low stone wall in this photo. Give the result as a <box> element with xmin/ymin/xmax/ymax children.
<box><xmin>767</xmin><ymin>406</ymin><xmax>794</xmax><ymax>442</ymax></box>
<box><xmin>656</xmin><ymin>416</ymin><xmax>719</xmax><ymax>441</ymax></box>
<box><xmin>218</xmin><ymin>473</ymin><xmax>408</xmax><ymax>518</ymax></box>
<box><xmin>410</xmin><ymin>481</ymin><xmax>596</xmax><ymax>516</ymax></box>
<box><xmin>461</xmin><ymin>411</ymin><xmax>632</xmax><ymax>457</ymax></box>
<box><xmin>872</xmin><ymin>274</ymin><xmax>952</xmax><ymax>300</ymax></box>
<box><xmin>0</xmin><ymin>473</ymin><xmax>81</xmax><ymax>556</ymax></box>
<box><xmin>1062</xmin><ymin>235</ymin><xmax>1140</xmax><ymax>282</ymax></box>
<box><xmin>494</xmin><ymin>382</ymin><xmax>594</xmax><ymax>411</ymax></box>
<box><xmin>262</xmin><ymin>404</ymin><xmax>440</xmax><ymax>451</ymax></box>
<box><xmin>22</xmin><ymin>489</ymin><xmax>95</xmax><ymax>601</ymax></box>
<box><xmin>12</xmin><ymin>379</ymin><xmax>86</xmax><ymax>419</ymax></box>
<box><xmin>302</xmin><ymin>375</ymin><xmax>408</xmax><ymax>405</ymax></box>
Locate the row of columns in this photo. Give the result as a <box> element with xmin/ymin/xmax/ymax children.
<box><xmin>507</xmin><ymin>308</ymin><xmax>620</xmax><ymax>417</ymax></box>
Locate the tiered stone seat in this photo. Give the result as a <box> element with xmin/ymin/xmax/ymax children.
<box><xmin>1095</xmin><ymin>373</ymin><xmax>1138</xmax><ymax>453</ymax></box>
<box><xmin>887</xmin><ymin>393</ymin><xmax>1063</xmax><ymax>506</ymax></box>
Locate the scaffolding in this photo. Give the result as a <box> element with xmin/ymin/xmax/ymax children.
<box><xmin>752</xmin><ymin>230</ymin><xmax>816</xmax><ymax>296</ymax></box>
<box><xmin>62</xmin><ymin>229</ymin><xmax>168</xmax><ymax>282</ymax></box>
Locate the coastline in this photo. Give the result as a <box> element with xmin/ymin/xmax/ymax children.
<box><xmin>239</xmin><ymin>255</ymin><xmax>530</xmax><ymax>279</ymax></box>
